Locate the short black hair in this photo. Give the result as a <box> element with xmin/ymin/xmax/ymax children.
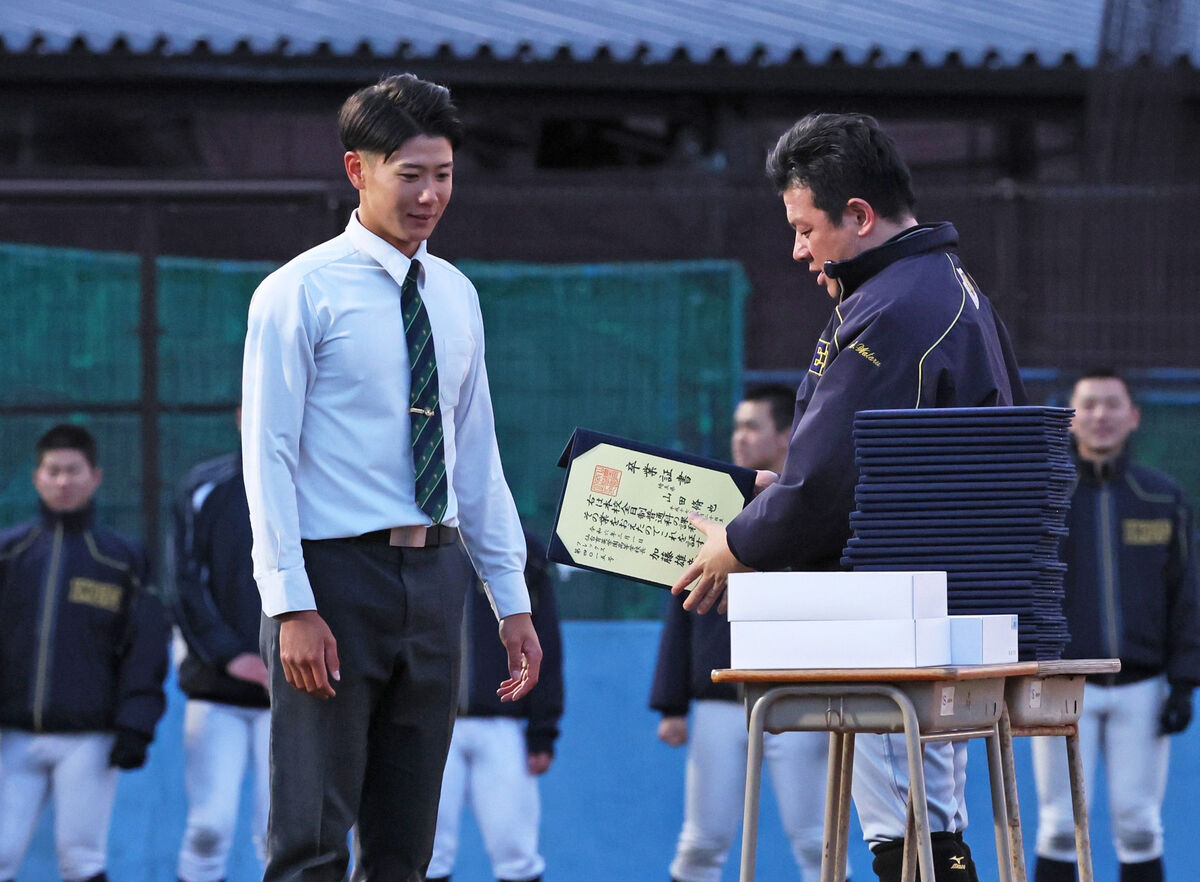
<box><xmin>1076</xmin><ymin>366</ymin><xmax>1124</xmax><ymax>384</ymax></box>
<box><xmin>36</xmin><ymin>423</ymin><xmax>97</xmax><ymax>467</ymax></box>
<box><xmin>765</xmin><ymin>112</ymin><xmax>916</xmax><ymax>224</ymax></box>
<box><xmin>1073</xmin><ymin>367</ymin><xmax>1132</xmax><ymax>398</ymax></box>
<box><xmin>339</xmin><ymin>73</ymin><xmax>465</xmax><ymax>158</ymax></box>
<box><xmin>742</xmin><ymin>384</ymin><xmax>795</xmax><ymax>433</ymax></box>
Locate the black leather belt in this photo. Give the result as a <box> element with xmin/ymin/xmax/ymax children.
<box><xmin>351</xmin><ymin>525</ymin><xmax>459</xmax><ymax>548</ymax></box>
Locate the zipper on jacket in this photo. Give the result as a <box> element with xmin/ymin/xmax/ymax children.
<box><xmin>32</xmin><ymin>522</ymin><xmax>65</xmax><ymax>732</ymax></box>
<box><xmin>1097</xmin><ymin>485</ymin><xmax>1122</xmax><ymax>659</ymax></box>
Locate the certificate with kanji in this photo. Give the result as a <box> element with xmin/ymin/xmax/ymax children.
<box><xmin>548</xmin><ymin>428</ymin><xmax>756</xmax><ymax>588</ymax></box>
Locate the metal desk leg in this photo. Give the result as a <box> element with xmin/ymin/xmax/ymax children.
<box><xmin>897</xmin><ymin>711</ymin><xmax>937</xmax><ymax>882</ymax></box>
<box><xmin>997</xmin><ymin>707</ymin><xmax>1028</xmax><ymax>882</ymax></box>
<box><xmin>835</xmin><ymin>732</ymin><xmax>855</xmax><ymax>882</ymax></box>
<box><xmin>740</xmin><ymin>691</ymin><xmax>770</xmax><ymax>882</ymax></box>
<box><xmin>902</xmin><ymin>785</ymin><xmax>919</xmax><ymax>882</ymax></box>
<box><xmin>821</xmin><ymin>731</ymin><xmax>839</xmax><ymax>882</ymax></box>
<box><xmin>739</xmin><ymin>684</ymin><xmax>936</xmax><ymax>882</ymax></box>
<box><xmin>822</xmin><ymin>731</ymin><xmax>850</xmax><ymax>882</ymax></box>
<box><xmin>985</xmin><ymin>726</ymin><xmax>1015</xmax><ymax>882</ymax></box>
<box><xmin>1067</xmin><ymin>729</ymin><xmax>1095</xmax><ymax>882</ymax></box>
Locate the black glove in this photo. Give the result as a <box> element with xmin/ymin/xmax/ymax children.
<box><xmin>108</xmin><ymin>728</ymin><xmax>151</xmax><ymax>770</ymax></box>
<box><xmin>1159</xmin><ymin>685</ymin><xmax>1194</xmax><ymax>736</ymax></box>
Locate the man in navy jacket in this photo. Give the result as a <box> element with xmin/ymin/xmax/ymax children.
<box><xmin>673</xmin><ymin>113</ymin><xmax>1025</xmax><ymax>882</ymax></box>
<box><xmin>0</xmin><ymin>424</ymin><xmax>168</xmax><ymax>882</ymax></box>
<box><xmin>1033</xmin><ymin>370</ymin><xmax>1200</xmax><ymax>882</ymax></box>
<box><xmin>169</xmin><ymin>435</ymin><xmax>271</xmax><ymax>882</ymax></box>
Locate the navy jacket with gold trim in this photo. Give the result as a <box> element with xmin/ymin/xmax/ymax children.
<box><xmin>649</xmin><ymin>600</ymin><xmax>738</xmax><ymax>717</ymax></box>
<box><xmin>0</xmin><ymin>504</ymin><xmax>168</xmax><ymax>738</ymax></box>
<box><xmin>726</xmin><ymin>222</ymin><xmax>1025</xmax><ymax>572</ymax></box>
<box><xmin>168</xmin><ymin>452</ymin><xmax>269</xmax><ymax>709</ymax></box>
<box><xmin>457</xmin><ymin>531</ymin><xmax>564</xmax><ymax>757</ymax></box>
<box><xmin>1062</xmin><ymin>448</ymin><xmax>1200</xmax><ymax>687</ymax></box>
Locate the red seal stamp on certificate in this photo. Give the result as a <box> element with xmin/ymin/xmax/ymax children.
<box><xmin>590</xmin><ymin>465</ymin><xmax>622</xmax><ymax>496</ymax></box>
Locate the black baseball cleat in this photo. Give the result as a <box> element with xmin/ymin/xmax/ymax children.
<box><xmin>870</xmin><ymin>832</ymin><xmax>978</xmax><ymax>881</ymax></box>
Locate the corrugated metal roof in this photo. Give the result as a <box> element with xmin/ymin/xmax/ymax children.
<box><xmin>0</xmin><ymin>0</ymin><xmax>1191</xmax><ymax>68</ymax></box>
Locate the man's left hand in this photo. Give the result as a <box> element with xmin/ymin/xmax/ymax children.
<box><xmin>671</xmin><ymin>512</ymin><xmax>751</xmax><ymax>614</ymax></box>
<box><xmin>1160</xmin><ymin>685</ymin><xmax>1194</xmax><ymax>735</ymax></box>
<box><xmin>527</xmin><ymin>751</ymin><xmax>554</xmax><ymax>775</ymax></box>
<box><xmin>109</xmin><ymin>728</ymin><xmax>151</xmax><ymax>770</ymax></box>
<box><xmin>497</xmin><ymin>612</ymin><xmax>542</xmax><ymax>702</ymax></box>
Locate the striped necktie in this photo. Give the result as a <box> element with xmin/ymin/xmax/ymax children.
<box><xmin>401</xmin><ymin>259</ymin><xmax>448</xmax><ymax>524</ymax></box>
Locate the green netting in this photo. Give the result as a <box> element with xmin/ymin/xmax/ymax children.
<box><xmin>157</xmin><ymin>256</ymin><xmax>279</xmax><ymax>405</ymax></box>
<box><xmin>0</xmin><ymin>243</ymin><xmax>140</xmax><ymax>405</ymax></box>
<box><xmin>462</xmin><ymin>259</ymin><xmax>748</xmax><ymax>618</ymax></box>
<box><xmin>1129</xmin><ymin>402</ymin><xmax>1200</xmax><ymax>508</ymax></box>
<box><xmin>1</xmin><ymin>243</ymin><xmax>747</xmax><ymax>617</ymax></box>
<box><xmin>152</xmin><ymin>256</ymin><xmax>748</xmax><ymax>617</ymax></box>
<box><xmin>15</xmin><ymin>242</ymin><xmax>1200</xmax><ymax>620</ymax></box>
<box><xmin>156</xmin><ymin>412</ymin><xmax>244</xmax><ymax>565</ymax></box>
<box><xmin>156</xmin><ymin>256</ymin><xmax>274</xmax><ymax>562</ymax></box>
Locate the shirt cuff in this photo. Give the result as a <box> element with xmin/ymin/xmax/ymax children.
<box><xmin>255</xmin><ymin>565</ymin><xmax>317</xmax><ymax>617</ymax></box>
<box><xmin>485</xmin><ymin>571</ymin><xmax>532</xmax><ymax>620</ymax></box>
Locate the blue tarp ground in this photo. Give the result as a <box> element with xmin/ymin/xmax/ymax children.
<box><xmin>14</xmin><ymin>619</ymin><xmax>1200</xmax><ymax>881</ymax></box>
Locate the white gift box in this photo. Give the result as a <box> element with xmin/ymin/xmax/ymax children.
<box><xmin>949</xmin><ymin>614</ymin><xmax>1019</xmax><ymax>665</ymax></box>
<box><xmin>729</xmin><ymin>617</ymin><xmax>952</xmax><ymax>669</ymax></box>
<box><xmin>726</xmin><ymin>571</ymin><xmax>947</xmax><ymax>621</ymax></box>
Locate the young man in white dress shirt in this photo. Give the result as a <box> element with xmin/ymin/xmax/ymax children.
<box><xmin>241</xmin><ymin>73</ymin><xmax>542</xmax><ymax>882</ymax></box>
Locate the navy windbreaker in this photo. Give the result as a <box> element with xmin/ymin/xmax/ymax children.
<box><xmin>458</xmin><ymin>531</ymin><xmax>564</xmax><ymax>756</ymax></box>
<box><xmin>0</xmin><ymin>504</ymin><xmax>168</xmax><ymax>738</ymax></box>
<box><xmin>648</xmin><ymin>600</ymin><xmax>738</xmax><ymax>716</ymax></box>
<box><xmin>167</xmin><ymin>452</ymin><xmax>269</xmax><ymax>708</ymax></box>
<box><xmin>1062</xmin><ymin>448</ymin><xmax>1200</xmax><ymax>687</ymax></box>
<box><xmin>726</xmin><ymin>223</ymin><xmax>1026</xmax><ymax>571</ymax></box>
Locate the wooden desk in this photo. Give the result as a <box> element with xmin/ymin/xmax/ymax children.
<box><xmin>713</xmin><ymin>660</ymin><xmax>1120</xmax><ymax>882</ymax></box>
<box><xmin>712</xmin><ymin>663</ymin><xmax>1039</xmax><ymax>882</ymax></box>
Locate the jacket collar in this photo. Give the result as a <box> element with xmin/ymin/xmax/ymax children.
<box><xmin>1072</xmin><ymin>442</ymin><xmax>1131</xmax><ymax>484</ymax></box>
<box><xmin>824</xmin><ymin>222</ymin><xmax>958</xmax><ymax>301</ymax></box>
<box><xmin>39</xmin><ymin>501</ymin><xmax>95</xmax><ymax>533</ymax></box>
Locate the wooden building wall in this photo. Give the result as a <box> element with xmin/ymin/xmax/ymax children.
<box><xmin>0</xmin><ymin>52</ymin><xmax>1197</xmax><ymax>371</ymax></box>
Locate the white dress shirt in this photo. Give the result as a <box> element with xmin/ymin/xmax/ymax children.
<box><xmin>241</xmin><ymin>213</ymin><xmax>529</xmax><ymax>619</ymax></box>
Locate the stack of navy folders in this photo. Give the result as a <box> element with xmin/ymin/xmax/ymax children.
<box><xmin>841</xmin><ymin>406</ymin><xmax>1075</xmax><ymax>661</ymax></box>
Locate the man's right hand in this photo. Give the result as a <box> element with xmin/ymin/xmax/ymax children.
<box><xmin>276</xmin><ymin>610</ymin><xmax>340</xmax><ymax>698</ymax></box>
<box><xmin>753</xmin><ymin>470</ymin><xmax>779</xmax><ymax>496</ymax></box>
<box><xmin>226</xmin><ymin>652</ymin><xmax>270</xmax><ymax>688</ymax></box>
<box><xmin>658</xmin><ymin>715</ymin><xmax>688</xmax><ymax>747</ymax></box>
